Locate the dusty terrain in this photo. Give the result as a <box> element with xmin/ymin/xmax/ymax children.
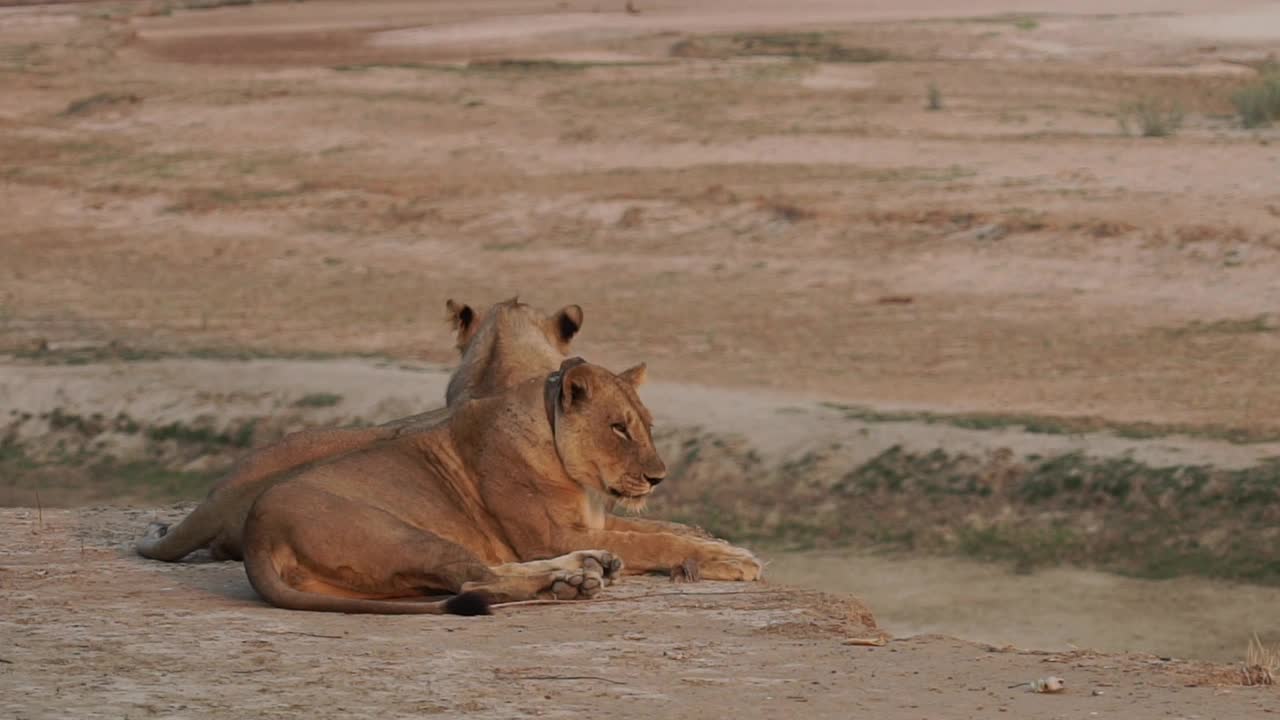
<box><xmin>3</xmin><ymin>0</ymin><xmax>1280</xmax><ymax>716</ymax></box>
<box><xmin>3</xmin><ymin>0</ymin><xmax>1280</xmax><ymax>433</ymax></box>
<box><xmin>2</xmin><ymin>505</ymin><xmax>1276</xmax><ymax>720</ymax></box>
<box><xmin>4</xmin><ymin>356</ymin><xmax>1279</xmax><ymax>666</ymax></box>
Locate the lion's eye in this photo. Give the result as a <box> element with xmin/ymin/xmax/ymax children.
<box><xmin>611</xmin><ymin>423</ymin><xmax>631</xmax><ymax>440</ymax></box>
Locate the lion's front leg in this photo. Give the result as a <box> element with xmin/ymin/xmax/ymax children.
<box><xmin>565</xmin><ymin>530</ymin><xmax>762</xmax><ymax>581</ymax></box>
<box><xmin>605</xmin><ymin>515</ymin><xmax>717</xmax><ymax>540</ymax></box>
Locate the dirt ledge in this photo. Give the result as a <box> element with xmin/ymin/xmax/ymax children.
<box><xmin>0</xmin><ymin>506</ymin><xmax>1272</xmax><ymax>719</ymax></box>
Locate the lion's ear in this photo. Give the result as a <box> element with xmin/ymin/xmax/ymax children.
<box><xmin>445</xmin><ymin>299</ymin><xmax>477</xmax><ymax>348</ymax></box>
<box><xmin>620</xmin><ymin>363</ymin><xmax>647</xmax><ymax>388</ymax></box>
<box><xmin>561</xmin><ymin>363</ymin><xmax>592</xmax><ymax>413</ymax></box>
<box><xmin>554</xmin><ymin>304</ymin><xmax>583</xmax><ymax>343</ymax></box>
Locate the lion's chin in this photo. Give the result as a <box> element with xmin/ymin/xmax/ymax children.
<box><xmin>606</xmin><ymin>486</ymin><xmax>651</xmax><ymax>512</ymax></box>
<box><xmin>614</xmin><ymin>495</ymin><xmax>649</xmax><ymax>513</ymax></box>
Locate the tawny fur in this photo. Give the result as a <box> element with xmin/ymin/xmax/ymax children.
<box><xmin>241</xmin><ymin>360</ymin><xmax>762</xmax><ymax>614</ymax></box>
<box><xmin>136</xmin><ymin>298</ymin><xmax>585</xmax><ymax>563</ymax></box>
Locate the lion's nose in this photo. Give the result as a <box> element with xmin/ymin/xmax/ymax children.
<box><xmin>644</xmin><ymin>472</ymin><xmax>666</xmax><ymax>486</ymax></box>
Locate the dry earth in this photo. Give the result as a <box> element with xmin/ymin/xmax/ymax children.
<box><xmin>3</xmin><ymin>0</ymin><xmax>1280</xmax><ymax>716</ymax></box>
<box><xmin>2</xmin><ymin>506</ymin><xmax>1276</xmax><ymax>720</ymax></box>
<box><xmin>2</xmin><ymin>0</ymin><xmax>1280</xmax><ymax>434</ymax></box>
<box><xmin>3</xmin><ymin>356</ymin><xmax>1279</xmax><ymax>666</ymax></box>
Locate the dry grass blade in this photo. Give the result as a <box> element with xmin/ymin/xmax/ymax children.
<box><xmin>1242</xmin><ymin>634</ymin><xmax>1277</xmax><ymax>686</ymax></box>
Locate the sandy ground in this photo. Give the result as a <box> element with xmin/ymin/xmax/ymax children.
<box><xmin>2</xmin><ymin>0</ymin><xmax>1280</xmax><ymax>434</ymax></box>
<box><xmin>2</xmin><ymin>506</ymin><xmax>1274</xmax><ymax>720</ymax></box>
<box><xmin>4</xmin><ymin>356</ymin><xmax>1280</xmax><ymax>665</ymax></box>
<box><xmin>3</xmin><ymin>0</ymin><xmax>1280</xmax><ymax>715</ymax></box>
<box><xmin>769</xmin><ymin>551</ymin><xmax>1280</xmax><ymax>664</ymax></box>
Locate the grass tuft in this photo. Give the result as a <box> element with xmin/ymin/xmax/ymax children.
<box><xmin>60</xmin><ymin>93</ymin><xmax>141</xmax><ymax>117</ymax></box>
<box><xmin>1118</xmin><ymin>98</ymin><xmax>1183</xmax><ymax>137</ymax></box>
<box><xmin>926</xmin><ymin>82</ymin><xmax>943</xmax><ymax>111</ymax></box>
<box><xmin>293</xmin><ymin>392</ymin><xmax>342</xmax><ymax>408</ymax></box>
<box><xmin>1243</xmin><ymin>634</ymin><xmax>1278</xmax><ymax>686</ymax></box>
<box><xmin>1232</xmin><ymin>69</ymin><xmax>1280</xmax><ymax>129</ymax></box>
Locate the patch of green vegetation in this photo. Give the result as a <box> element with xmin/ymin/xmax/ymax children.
<box><xmin>293</xmin><ymin>392</ymin><xmax>342</xmax><ymax>408</ymax></box>
<box><xmin>954</xmin><ymin>13</ymin><xmax>1045</xmax><ymax>30</ymax></box>
<box><xmin>650</xmin><ymin>432</ymin><xmax>1280</xmax><ymax>585</ymax></box>
<box><xmin>91</xmin><ymin>459</ymin><xmax>218</xmax><ymax>501</ymax></box>
<box><xmin>333</xmin><ymin>59</ymin><xmax>657</xmax><ymax>74</ymax></box>
<box><xmin>146</xmin><ymin>419</ymin><xmax>256</xmax><ymax>449</ymax></box>
<box><xmin>956</xmin><ymin>524</ymin><xmax>1080</xmax><ymax>572</ymax></box>
<box><xmin>482</xmin><ymin>241</ymin><xmax>530</xmax><ymax>252</ymax></box>
<box><xmin>926</xmin><ymin>82</ymin><xmax>943</xmax><ymax>111</ymax></box>
<box><xmin>0</xmin><ymin>43</ymin><xmax>42</xmax><ymax>73</ymax></box>
<box><xmin>1117</xmin><ymin>97</ymin><xmax>1184</xmax><ymax>137</ymax></box>
<box><xmin>0</xmin><ymin>441</ymin><xmax>221</xmax><ymax>504</ymax></box>
<box><xmin>1232</xmin><ymin>68</ymin><xmax>1280</xmax><ymax>129</ymax></box>
<box><xmin>161</xmin><ymin>187</ymin><xmax>304</xmax><ymax>213</ymax></box>
<box><xmin>1165</xmin><ymin>315</ymin><xmax>1276</xmax><ymax>338</ymax></box>
<box><xmin>332</xmin><ymin>62</ymin><xmax>445</xmax><ymax>72</ymax></box>
<box><xmin>60</xmin><ymin>92</ymin><xmax>141</xmax><ymax>117</ymax></box>
<box><xmin>818</xmin><ymin>401</ymin><xmax>1280</xmax><ymax>444</ymax></box>
<box><xmin>672</xmin><ymin>32</ymin><xmax>890</xmax><ymax>63</ymax></box>
<box><xmin>8</xmin><ymin>344</ymin><xmax>394</xmax><ymax>367</ymax></box>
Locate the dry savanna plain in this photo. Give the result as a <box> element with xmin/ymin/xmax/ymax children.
<box><xmin>3</xmin><ymin>0</ymin><xmax>1280</xmax><ymax>717</ymax></box>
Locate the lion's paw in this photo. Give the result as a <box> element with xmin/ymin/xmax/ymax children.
<box><xmin>697</xmin><ymin>545</ymin><xmax>763</xmax><ymax>582</ymax></box>
<box><xmin>564</xmin><ymin>549</ymin><xmax>623</xmax><ymax>585</ymax></box>
<box><xmin>541</xmin><ymin>569</ymin><xmax>605</xmax><ymax>601</ymax></box>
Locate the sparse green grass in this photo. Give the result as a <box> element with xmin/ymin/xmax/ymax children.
<box><xmin>161</xmin><ymin>187</ymin><xmax>304</xmax><ymax>213</ymax></box>
<box><xmin>956</xmin><ymin>524</ymin><xmax>1080</xmax><ymax>573</ymax></box>
<box><xmin>0</xmin><ymin>43</ymin><xmax>42</xmax><ymax>73</ymax></box>
<box><xmin>7</xmin><ymin>344</ymin><xmax>394</xmax><ymax>367</ymax></box>
<box><xmin>818</xmin><ymin>401</ymin><xmax>1280</xmax><ymax>444</ymax></box>
<box><xmin>293</xmin><ymin>392</ymin><xmax>342</xmax><ymax>408</ymax></box>
<box><xmin>1165</xmin><ymin>314</ymin><xmax>1276</xmax><ymax>338</ymax></box>
<box><xmin>953</xmin><ymin>13</ymin><xmax>1043</xmax><ymax>30</ymax></box>
<box><xmin>332</xmin><ymin>59</ymin><xmax>656</xmax><ymax>74</ymax></box>
<box><xmin>671</xmin><ymin>32</ymin><xmax>890</xmax><ymax>63</ymax></box>
<box><xmin>926</xmin><ymin>82</ymin><xmax>943</xmax><ymax>111</ymax></box>
<box><xmin>1232</xmin><ymin>69</ymin><xmax>1280</xmax><ymax>128</ymax></box>
<box><xmin>60</xmin><ymin>92</ymin><xmax>141</xmax><ymax>117</ymax></box>
<box><xmin>0</xmin><ymin>442</ymin><xmax>219</xmax><ymax>505</ymax></box>
<box><xmin>654</xmin><ymin>434</ymin><xmax>1280</xmax><ymax>585</ymax></box>
<box><xmin>92</xmin><ymin>459</ymin><xmax>218</xmax><ymax>501</ymax></box>
<box><xmin>1118</xmin><ymin>97</ymin><xmax>1184</xmax><ymax>137</ymax></box>
<box><xmin>146</xmin><ymin>419</ymin><xmax>257</xmax><ymax>448</ymax></box>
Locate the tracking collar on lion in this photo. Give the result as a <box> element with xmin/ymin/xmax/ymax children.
<box><xmin>544</xmin><ymin>356</ymin><xmax>589</xmax><ymax>437</ymax></box>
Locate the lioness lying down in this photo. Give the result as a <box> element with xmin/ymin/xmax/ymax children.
<box><xmin>137</xmin><ymin>297</ymin><xmax>584</xmax><ymax>563</ymax></box>
<box><xmin>243</xmin><ymin>358</ymin><xmax>763</xmax><ymax>614</ymax></box>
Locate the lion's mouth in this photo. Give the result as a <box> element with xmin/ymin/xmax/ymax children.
<box><xmin>608</xmin><ymin>485</ymin><xmax>651</xmax><ymax>500</ymax></box>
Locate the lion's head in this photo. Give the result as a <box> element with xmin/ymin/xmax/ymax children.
<box><xmin>549</xmin><ymin>360</ymin><xmax>667</xmax><ymax>510</ymax></box>
<box><xmin>444</xmin><ymin>297</ymin><xmax>583</xmax><ymax>406</ymax></box>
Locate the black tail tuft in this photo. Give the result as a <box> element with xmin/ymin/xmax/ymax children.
<box><xmin>444</xmin><ymin>591</ymin><xmax>492</xmax><ymax>616</ymax></box>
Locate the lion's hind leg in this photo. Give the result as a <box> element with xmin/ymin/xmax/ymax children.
<box><xmin>243</xmin><ymin>489</ymin><xmax>499</xmax><ymax>614</ymax></box>
<box><xmin>462</xmin><ymin>550</ymin><xmax>623</xmax><ymax>603</ymax></box>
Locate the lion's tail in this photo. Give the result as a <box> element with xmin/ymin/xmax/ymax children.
<box><xmin>242</xmin><ymin>539</ymin><xmax>491</xmax><ymax>616</ymax></box>
<box><xmin>135</xmin><ymin>501</ymin><xmax>224</xmax><ymax>562</ymax></box>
